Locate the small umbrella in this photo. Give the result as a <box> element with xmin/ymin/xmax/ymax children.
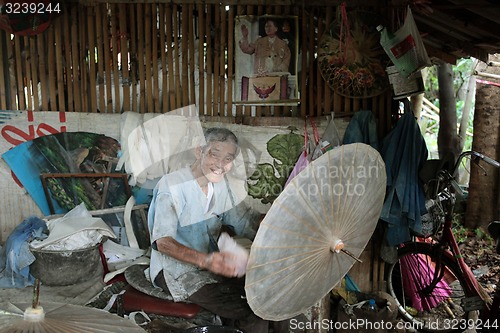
<box><xmin>400</xmin><ymin>253</ymin><xmax>452</xmax><ymax>312</ymax></box>
<box><xmin>0</xmin><ymin>301</ymin><xmax>145</xmax><ymax>333</ymax></box>
<box><xmin>245</xmin><ymin>143</ymin><xmax>387</xmax><ymax>320</ymax></box>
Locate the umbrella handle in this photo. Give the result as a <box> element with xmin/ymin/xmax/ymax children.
<box><xmin>341</xmin><ymin>249</ymin><xmax>363</xmax><ymax>263</ymax></box>
<box><xmin>330</xmin><ymin>238</ymin><xmax>363</xmax><ymax>263</ymax></box>
<box><xmin>32</xmin><ymin>278</ymin><xmax>41</xmax><ymax>308</ymax></box>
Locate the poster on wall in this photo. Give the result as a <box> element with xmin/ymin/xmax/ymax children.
<box><xmin>234</xmin><ymin>15</ymin><xmax>299</xmax><ymax>105</ymax></box>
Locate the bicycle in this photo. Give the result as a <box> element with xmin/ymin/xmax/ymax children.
<box><xmin>386</xmin><ymin>151</ymin><xmax>500</xmax><ymax>332</ymax></box>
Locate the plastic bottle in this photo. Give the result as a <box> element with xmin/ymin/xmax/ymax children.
<box><xmin>367</xmin><ymin>298</ymin><xmax>377</xmax><ymax>312</ymax></box>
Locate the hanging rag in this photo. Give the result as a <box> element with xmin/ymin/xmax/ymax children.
<box><xmin>342</xmin><ymin>110</ymin><xmax>379</xmax><ymax>150</ymax></box>
<box><xmin>380</xmin><ymin>100</ymin><xmax>428</xmax><ymax>246</ymax></box>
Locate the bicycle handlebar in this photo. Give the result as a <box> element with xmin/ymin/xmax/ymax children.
<box><xmin>482</xmin><ymin>155</ymin><xmax>500</xmax><ymax>168</ymax></box>
<box><xmin>451</xmin><ymin>151</ymin><xmax>500</xmax><ymax>176</ymax></box>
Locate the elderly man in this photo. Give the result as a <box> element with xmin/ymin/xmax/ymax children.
<box><xmin>148</xmin><ymin>127</ymin><xmax>297</xmax><ymax>332</ymax></box>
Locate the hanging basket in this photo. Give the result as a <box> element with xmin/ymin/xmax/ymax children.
<box><xmin>317</xmin><ymin>10</ymin><xmax>389</xmax><ymax>99</ymax></box>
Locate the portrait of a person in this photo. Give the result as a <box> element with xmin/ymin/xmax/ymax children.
<box><xmin>238</xmin><ymin>18</ymin><xmax>291</xmax><ymax>75</ymax></box>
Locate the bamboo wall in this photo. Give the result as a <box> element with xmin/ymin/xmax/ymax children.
<box><xmin>0</xmin><ymin>1</ymin><xmax>396</xmax><ymax>136</ymax></box>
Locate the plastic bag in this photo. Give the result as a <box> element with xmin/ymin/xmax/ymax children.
<box><xmin>284</xmin><ymin>118</ymin><xmax>319</xmax><ymax>187</ymax></box>
<box><xmin>217</xmin><ymin>232</ymin><xmax>249</xmax><ymax>278</ymax></box>
<box><xmin>379</xmin><ymin>7</ymin><xmax>431</xmax><ymax>78</ymax></box>
<box><xmin>285</xmin><ymin>150</ymin><xmax>309</xmax><ymax>188</ymax></box>
<box><xmin>311</xmin><ymin>113</ymin><xmax>342</xmax><ymax>161</ymax></box>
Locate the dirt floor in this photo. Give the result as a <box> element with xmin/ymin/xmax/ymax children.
<box><xmin>459</xmin><ymin>228</ymin><xmax>500</xmax><ymax>302</ymax></box>
<box><xmin>1</xmin><ymin>222</ymin><xmax>496</xmax><ymax>333</ymax></box>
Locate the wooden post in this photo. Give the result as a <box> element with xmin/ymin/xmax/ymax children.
<box><xmin>23</xmin><ymin>36</ymin><xmax>32</xmax><ymax>110</ymax></box>
<box><xmin>0</xmin><ymin>31</ymin><xmax>6</xmax><ymax>109</ymax></box>
<box><xmin>120</xmin><ymin>4</ymin><xmax>131</xmax><ymax>112</ymax></box>
<box><xmin>96</xmin><ymin>7</ymin><xmax>106</xmax><ymax>113</ymax></box>
<box><xmin>87</xmin><ymin>5</ymin><xmax>97</xmax><ymax>113</ymax></box>
<box><xmin>144</xmin><ymin>4</ymin><xmax>154</xmax><ymax>112</ymax></box>
<box><xmin>136</xmin><ymin>4</ymin><xmax>146</xmax><ymax>113</ymax></box>
<box><xmin>197</xmin><ymin>2</ymin><xmax>206</xmax><ymax>116</ymax></box>
<box><xmin>159</xmin><ymin>4</ymin><xmax>168</xmax><ymax>112</ymax></box>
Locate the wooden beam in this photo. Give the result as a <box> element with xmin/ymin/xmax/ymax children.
<box><xmin>423</xmin><ymin>43</ymin><xmax>458</xmax><ymax>65</ymax></box>
<box><xmin>78</xmin><ymin>0</ymin><xmax>373</xmax><ymax>7</ymax></box>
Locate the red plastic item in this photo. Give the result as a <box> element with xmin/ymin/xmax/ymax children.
<box><xmin>121</xmin><ymin>285</ymin><xmax>201</xmax><ymax>319</ymax></box>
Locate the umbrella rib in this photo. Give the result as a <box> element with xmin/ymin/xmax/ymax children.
<box><xmin>271</xmin><ymin>199</ymin><xmax>327</xmax><ymax>238</ymax></box>
<box><xmin>341</xmin><ymin>177</ymin><xmax>385</xmax><ymax>243</ymax></box>
<box><xmin>343</xmin><ymin>191</ymin><xmax>382</xmax><ymax>242</ymax></box>
<box><xmin>252</xmin><ymin>264</ymin><xmax>313</xmax><ymax>316</ymax></box>
<box><xmin>42</xmin><ymin>317</ymin><xmax>90</xmax><ymax>332</ymax></box>
<box><xmin>246</xmin><ymin>246</ymin><xmax>326</xmax><ymax>290</ymax></box>
<box><xmin>336</xmin><ymin>149</ymin><xmax>382</xmax><ymax>243</ymax></box>
<box><xmin>339</xmin><ymin>146</ymin><xmax>361</xmax><ymax>236</ymax></box>
<box><xmin>257</xmin><ymin>222</ymin><xmax>328</xmax><ymax>244</ymax></box>
<box><xmin>0</xmin><ymin>303</ymin><xmax>144</xmax><ymax>333</ymax></box>
<box><xmin>290</xmin><ymin>174</ymin><xmax>328</xmax><ymax>230</ymax></box>
<box><xmin>250</xmin><ymin>247</ymin><xmax>340</xmax><ymax>316</ymax></box>
<box><xmin>311</xmin><ymin>152</ymin><xmax>331</xmax><ymax>230</ymax></box>
<box><xmin>245</xmin><ymin>144</ymin><xmax>387</xmax><ymax>321</ymax></box>
<box><xmin>246</xmin><ymin>248</ymin><xmax>323</xmax><ymax>284</ymax></box>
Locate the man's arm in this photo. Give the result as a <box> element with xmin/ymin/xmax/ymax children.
<box><xmin>238</xmin><ymin>24</ymin><xmax>255</xmax><ymax>54</ymax></box>
<box><xmin>155</xmin><ymin>236</ymin><xmax>239</xmax><ymax>277</ymax></box>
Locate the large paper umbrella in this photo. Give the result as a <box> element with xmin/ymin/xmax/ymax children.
<box><xmin>245</xmin><ymin>143</ymin><xmax>386</xmax><ymax>320</ymax></box>
<box><xmin>0</xmin><ymin>301</ymin><xmax>145</xmax><ymax>332</ymax></box>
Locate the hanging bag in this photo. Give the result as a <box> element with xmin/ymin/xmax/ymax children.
<box><xmin>284</xmin><ymin>120</ymin><xmax>309</xmax><ymax>187</ymax></box>
<box><xmin>284</xmin><ymin>118</ymin><xmax>319</xmax><ymax>187</ymax></box>
<box><xmin>379</xmin><ymin>6</ymin><xmax>431</xmax><ymax>78</ymax></box>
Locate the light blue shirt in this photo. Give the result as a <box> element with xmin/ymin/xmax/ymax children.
<box><xmin>148</xmin><ymin>167</ymin><xmax>259</xmax><ymax>301</ymax></box>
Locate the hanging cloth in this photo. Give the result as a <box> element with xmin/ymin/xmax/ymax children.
<box><xmin>342</xmin><ymin>110</ymin><xmax>379</xmax><ymax>150</ymax></box>
<box><xmin>380</xmin><ymin>100</ymin><xmax>428</xmax><ymax>246</ymax></box>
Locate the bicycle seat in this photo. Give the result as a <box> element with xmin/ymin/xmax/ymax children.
<box><xmin>419</xmin><ymin>158</ymin><xmax>453</xmax><ymax>184</ymax></box>
<box><xmin>487</xmin><ymin>221</ymin><xmax>500</xmax><ymax>254</ymax></box>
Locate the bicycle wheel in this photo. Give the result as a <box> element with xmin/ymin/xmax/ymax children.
<box><xmin>387</xmin><ymin>242</ymin><xmax>478</xmax><ymax>332</ymax></box>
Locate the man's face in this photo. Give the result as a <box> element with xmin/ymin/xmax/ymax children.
<box><xmin>199</xmin><ymin>141</ymin><xmax>237</xmax><ymax>183</ymax></box>
<box><xmin>264</xmin><ymin>21</ymin><xmax>278</xmax><ymax>36</ymax></box>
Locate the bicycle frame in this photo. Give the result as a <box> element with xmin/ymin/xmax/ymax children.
<box><xmin>437</xmin><ymin>211</ymin><xmax>486</xmax><ymax>311</ymax></box>
<box><xmin>389</xmin><ymin>150</ymin><xmax>500</xmax><ymax>331</ymax></box>
<box><xmin>422</xmin><ymin>150</ymin><xmax>499</xmax><ymax>313</ymax></box>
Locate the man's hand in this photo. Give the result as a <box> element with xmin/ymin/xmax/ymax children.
<box><xmin>156</xmin><ymin>237</ymin><xmax>240</xmax><ymax>278</ymax></box>
<box><xmin>203</xmin><ymin>252</ymin><xmax>239</xmax><ymax>277</ymax></box>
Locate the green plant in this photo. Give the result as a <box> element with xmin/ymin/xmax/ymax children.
<box><xmin>452</xmin><ymin>213</ymin><xmax>470</xmax><ymax>243</ymax></box>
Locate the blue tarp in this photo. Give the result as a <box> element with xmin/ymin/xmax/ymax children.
<box><xmin>0</xmin><ymin>216</ymin><xmax>47</xmax><ymax>288</ymax></box>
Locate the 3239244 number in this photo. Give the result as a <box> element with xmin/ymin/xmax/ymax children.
<box><xmin>2</xmin><ymin>2</ymin><xmax>61</xmax><ymax>15</ymax></box>
<box><xmin>443</xmin><ymin>319</ymin><xmax>499</xmax><ymax>331</ymax></box>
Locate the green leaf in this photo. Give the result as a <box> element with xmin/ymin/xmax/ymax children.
<box><xmin>246</xmin><ymin>133</ymin><xmax>305</xmax><ymax>204</ymax></box>
<box><xmin>267</xmin><ymin>133</ymin><xmax>304</xmax><ymax>166</ymax></box>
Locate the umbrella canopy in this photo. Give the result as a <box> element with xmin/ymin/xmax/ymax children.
<box><xmin>400</xmin><ymin>253</ymin><xmax>451</xmax><ymax>312</ymax></box>
<box><xmin>245</xmin><ymin>143</ymin><xmax>386</xmax><ymax>320</ymax></box>
<box><xmin>0</xmin><ymin>301</ymin><xmax>145</xmax><ymax>333</ymax></box>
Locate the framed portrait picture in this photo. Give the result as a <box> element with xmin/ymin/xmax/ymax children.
<box><xmin>235</xmin><ymin>15</ymin><xmax>299</xmax><ymax>105</ymax></box>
